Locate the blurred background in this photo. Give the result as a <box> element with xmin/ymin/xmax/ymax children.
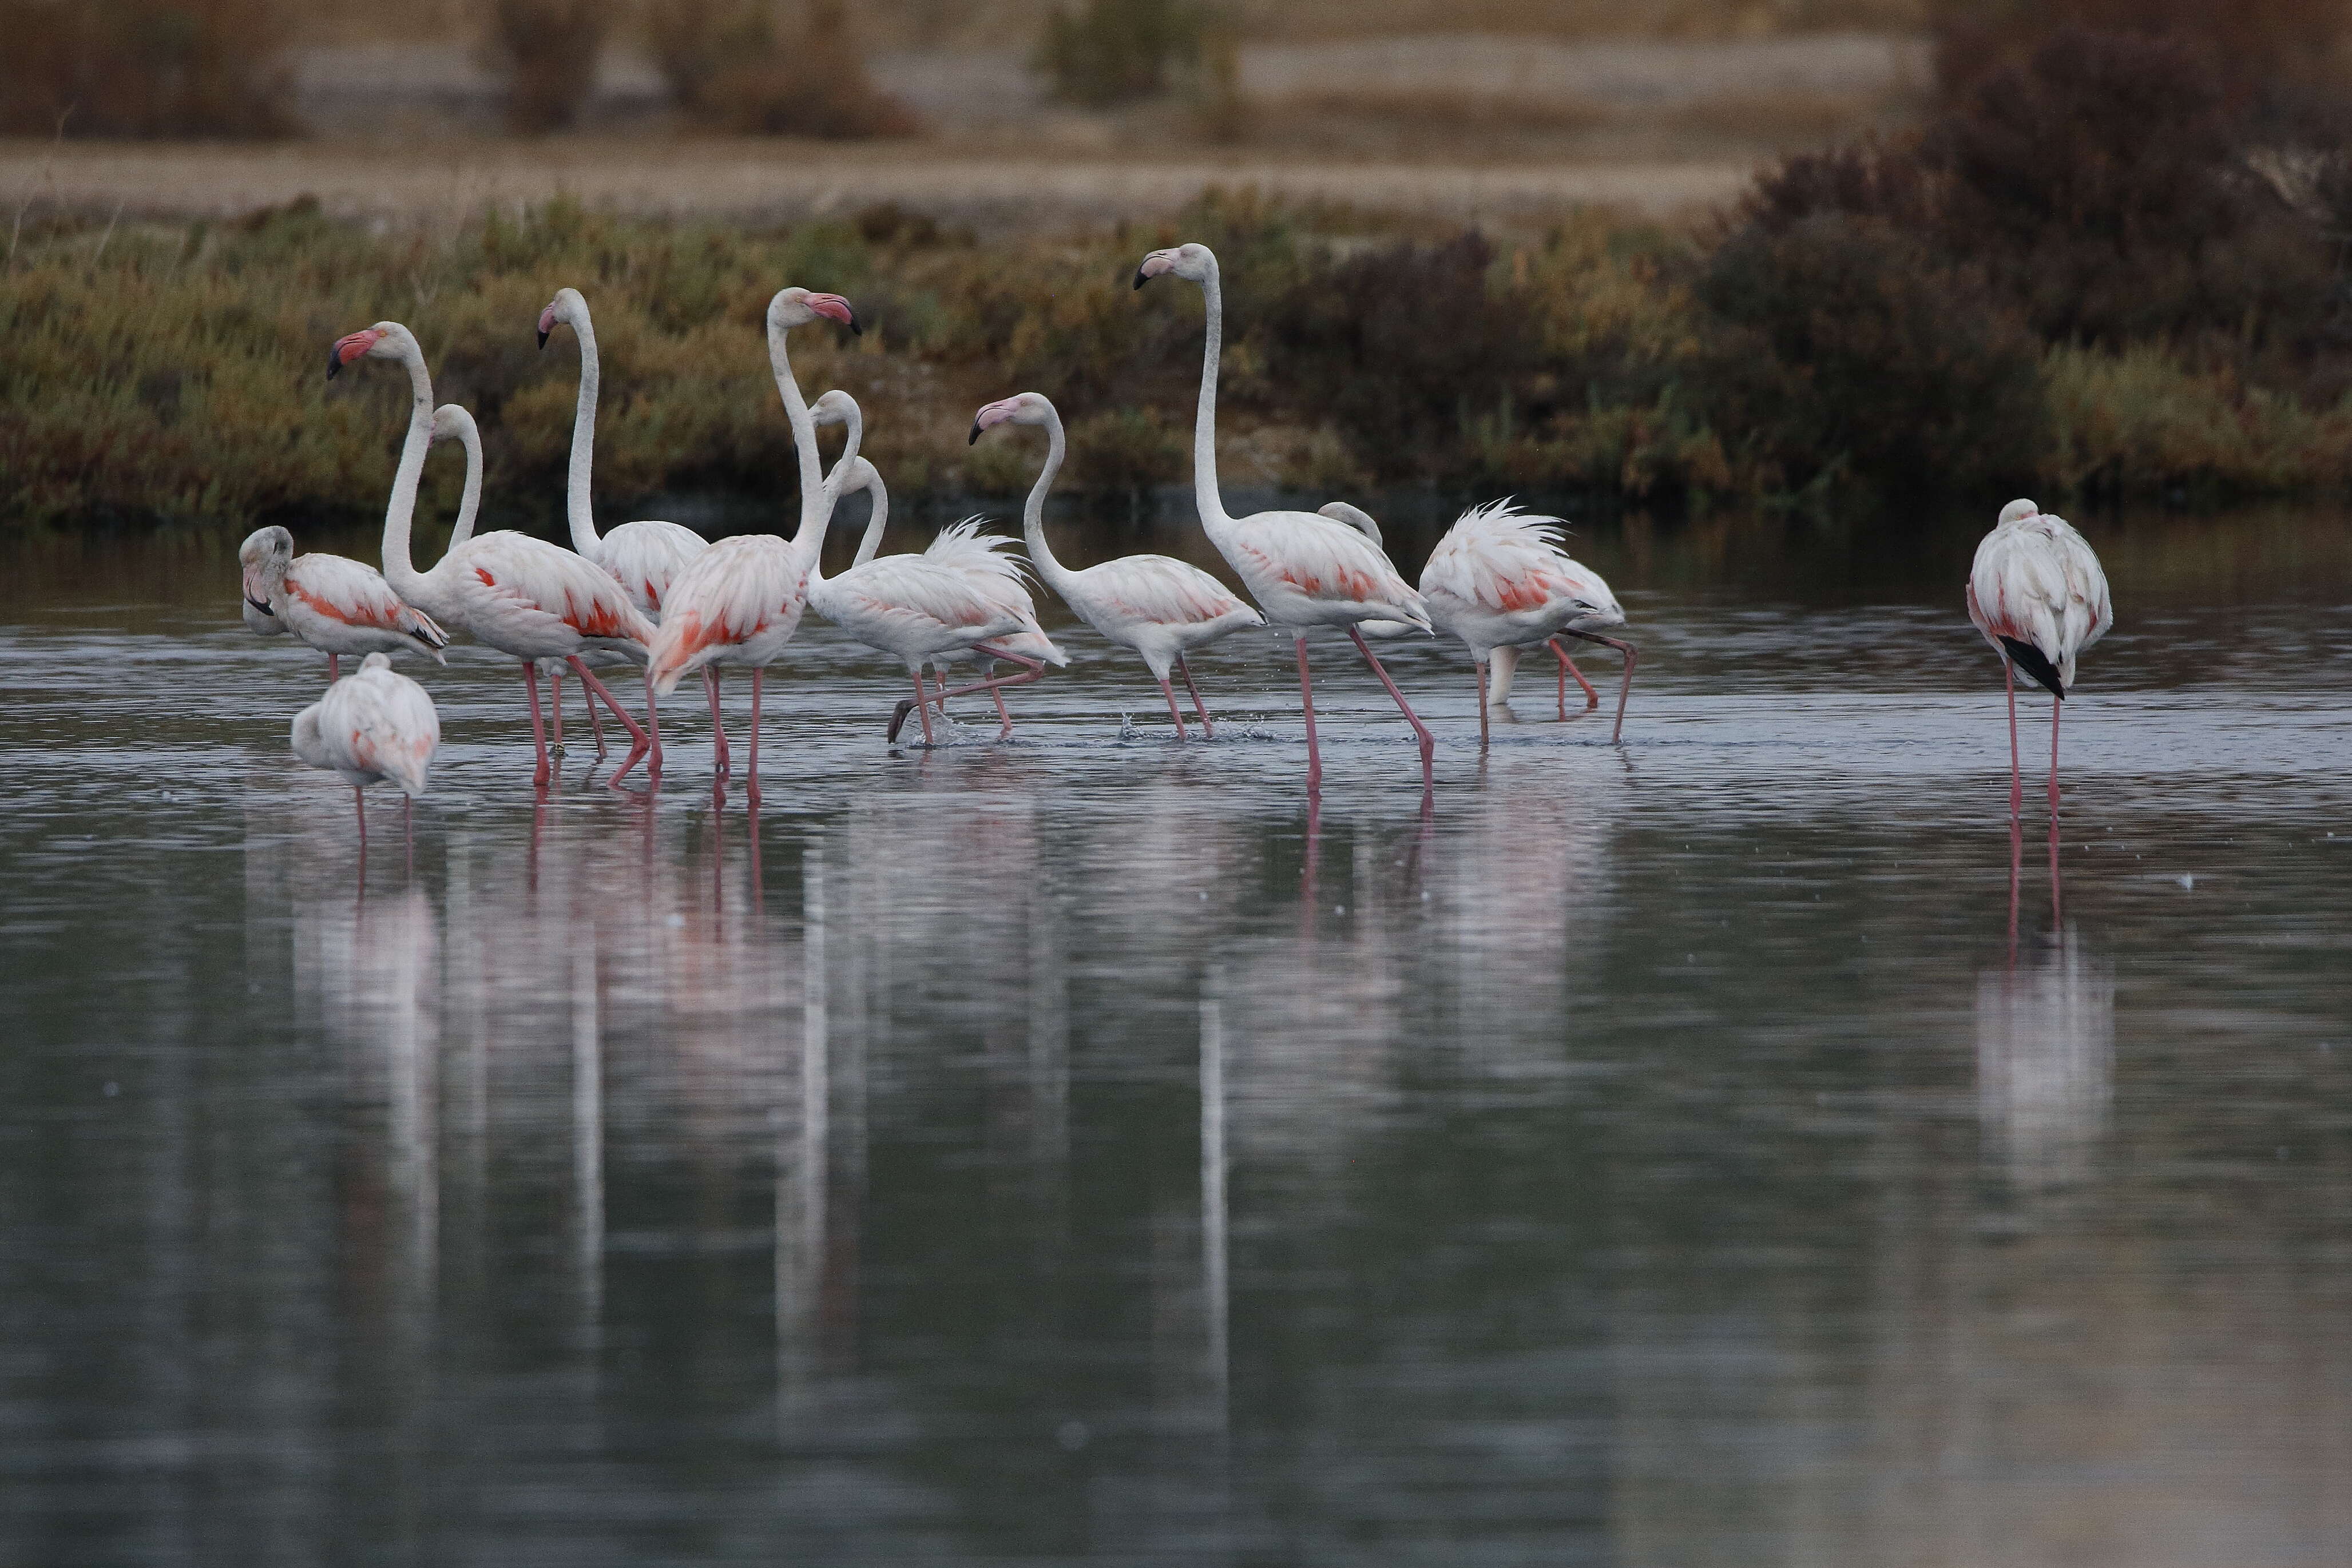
<box><xmin>6</xmin><ymin>1</ymin><xmax>2352</xmax><ymax>530</ymax></box>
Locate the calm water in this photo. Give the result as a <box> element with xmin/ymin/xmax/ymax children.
<box><xmin>4</xmin><ymin>505</ymin><xmax>2351</xmax><ymax>1566</ymax></box>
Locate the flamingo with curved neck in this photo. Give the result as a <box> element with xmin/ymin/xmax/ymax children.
<box><xmin>642</xmin><ymin>288</ymin><xmax>863</xmax><ymax>803</ymax></box>
<box><xmin>971</xmin><ymin>391</ymin><xmax>1263</xmax><ymax>737</ymax></box>
<box><xmin>1134</xmin><ymin>241</ymin><xmax>1435</xmax><ymax>791</ymax></box>
<box><xmin>338</xmin><ymin>321</ymin><xmax>660</xmax><ymax>788</ymax></box>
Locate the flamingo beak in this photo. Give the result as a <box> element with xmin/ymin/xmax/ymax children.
<box><xmin>1134</xmin><ymin>252</ymin><xmax>1175</xmax><ymax>290</ymax></box>
<box><xmin>808</xmin><ymin>294</ymin><xmax>861</xmax><ymax>335</ymax></box>
<box><xmin>327</xmin><ymin>328</ymin><xmax>382</xmax><ymax>382</ymax></box>
<box><xmin>537</xmin><ymin>304</ymin><xmax>557</xmax><ymax>349</ymax></box>
<box><xmin>968</xmin><ymin>420</ymin><xmax>983</xmax><ymax>446</ymax></box>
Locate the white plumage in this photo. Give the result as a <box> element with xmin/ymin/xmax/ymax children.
<box><xmin>291</xmin><ymin>652</ymin><xmax>440</xmax><ymax>799</ymax></box>
<box><xmin>239</xmin><ymin>525</ymin><xmax>447</xmax><ymax>678</ymax></box>
<box><xmin>1964</xmin><ymin>497</ymin><xmax>2113</xmax><ymax>821</ymax></box>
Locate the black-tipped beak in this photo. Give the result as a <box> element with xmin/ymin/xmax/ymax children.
<box><xmin>1132</xmin><ymin>267</ymin><xmax>1149</xmax><ymax>291</ymax></box>
<box><xmin>537</xmin><ymin>329</ymin><xmax>549</xmax><ymax>350</ymax></box>
<box><xmin>245</xmin><ymin>597</ymin><xmax>275</xmax><ymax>618</ymax></box>
<box><xmin>846</xmin><ymin>309</ymin><xmax>863</xmax><ymax>337</ymax></box>
<box><xmin>325</xmin><ymin>348</ymin><xmax>343</xmax><ymax>381</ymax></box>
<box><xmin>967</xmin><ymin>420</ymin><xmax>982</xmax><ymax>446</ymax></box>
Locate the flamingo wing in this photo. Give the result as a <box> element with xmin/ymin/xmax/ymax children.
<box><xmin>1232</xmin><ymin>511</ymin><xmax>1425</xmax><ymax>621</ymax></box>
<box><xmin>596</xmin><ymin>519</ymin><xmax>708</xmax><ymax>618</ymax></box>
<box><xmin>826</xmin><ymin>555</ymin><xmax>1025</xmax><ymax>643</ymax></box>
<box><xmin>645</xmin><ymin>535</ymin><xmax>806</xmax><ymax>691</ymax></box>
<box><xmin>1418</xmin><ymin>501</ymin><xmax>1599</xmax><ymax>616</ymax></box>
<box><xmin>1084</xmin><ymin>554</ymin><xmax>1258</xmax><ymax>629</ymax></box>
<box><xmin>337</xmin><ymin>661</ymin><xmax>441</xmax><ymax>795</ymax></box>
<box><xmin>452</xmin><ymin>533</ymin><xmax>653</xmax><ymax>647</ymax></box>
<box><xmin>286</xmin><ymin>553</ymin><xmax>449</xmax><ymax>652</ymax></box>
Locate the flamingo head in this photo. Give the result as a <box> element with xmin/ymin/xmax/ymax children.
<box><xmin>768</xmin><ymin>287</ymin><xmax>861</xmax><ymax>335</ymax></box>
<box><xmin>237</xmin><ymin>525</ymin><xmax>293</xmax><ymax>613</ymax></box>
<box><xmin>537</xmin><ymin>285</ymin><xmax>585</xmax><ymax>349</ymax></box>
<box><xmin>326</xmin><ymin>322</ymin><xmax>407</xmax><ymax>381</ymax></box>
<box><xmin>1133</xmin><ymin>241</ymin><xmax>1215</xmax><ymax>290</ymax></box>
<box><xmin>430</xmin><ymin>403</ymin><xmax>477</xmax><ymax>447</ymax></box>
<box><xmin>1997</xmin><ymin>497</ymin><xmax>2040</xmax><ymax>526</ymax></box>
<box><xmin>969</xmin><ymin>392</ymin><xmax>1052</xmax><ymax>444</ymax></box>
<box><xmin>808</xmin><ymin>388</ymin><xmax>860</xmax><ymax>430</ymax></box>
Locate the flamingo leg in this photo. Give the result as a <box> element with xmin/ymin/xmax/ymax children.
<box><xmin>1562</xmin><ymin>630</ymin><xmax>1638</xmax><ymax>744</ymax></box>
<box><xmin>583</xmin><ymin>673</ymin><xmax>608</xmax><ymax>760</ymax></box>
<box><xmin>549</xmin><ymin>665</ymin><xmax>568</xmax><ymax>757</ymax></box>
<box><xmin>1177</xmin><ymin>654</ymin><xmax>1215</xmax><ymax>737</ymax></box>
<box><xmin>931</xmin><ymin>645</ymin><xmax>1044</xmax><ymax>740</ymax></box>
<box><xmin>1475</xmin><ymin>658</ymin><xmax>1489</xmax><ymax>749</ymax></box>
<box><xmin>707</xmin><ymin>666</ymin><xmax>730</xmax><ymax>777</ymax></box>
<box><xmin>403</xmin><ymin>793</ymin><xmax>414</xmax><ymax>870</ymax></box>
<box><xmin>1295</xmin><ymin>636</ymin><xmax>1322</xmax><ymax>793</ymax></box>
<box><xmin>572</xmin><ymin>657</ymin><xmax>653</xmax><ymax>785</ymax></box>
<box><xmin>353</xmin><ymin>785</ymin><xmax>366</xmax><ymax>847</ymax></box>
<box><xmin>746</xmin><ymin>668</ymin><xmax>763</xmax><ymax>807</ymax></box>
<box><xmin>2048</xmin><ymin>693</ymin><xmax>2063</xmax><ymax>822</ymax></box>
<box><xmin>1546</xmin><ymin>637</ymin><xmax>1600</xmax><ymax>716</ymax></box>
<box><xmin>1157</xmin><ymin>672</ymin><xmax>1191</xmax><ymax>740</ymax></box>
<box><xmin>1347</xmin><ymin>626</ymin><xmax>1434</xmax><ymax>787</ymax></box>
<box><xmin>523</xmin><ymin>661</ymin><xmax>552</xmax><ymax>787</ymax></box>
<box><xmin>328</xmin><ymin>653</ymin><xmax>340</xmax><ymax>683</ymax></box>
<box><xmin>2004</xmin><ymin>657</ymin><xmax>2022</xmax><ymax>824</ymax></box>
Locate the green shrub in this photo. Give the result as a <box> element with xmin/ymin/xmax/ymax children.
<box><xmin>651</xmin><ymin>0</ymin><xmax>916</xmax><ymax>139</ymax></box>
<box><xmin>1033</xmin><ymin>0</ymin><xmax>1212</xmax><ymax>108</ymax></box>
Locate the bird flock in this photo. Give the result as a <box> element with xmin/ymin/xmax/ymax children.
<box><xmin>242</xmin><ymin>240</ymin><xmax>2111</xmax><ymax>836</ymax></box>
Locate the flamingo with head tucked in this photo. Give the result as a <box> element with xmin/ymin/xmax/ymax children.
<box><xmin>238</xmin><ymin>521</ymin><xmax>449</xmax><ymax>684</ymax></box>
<box><xmin>292</xmin><ymin>652</ymin><xmax>441</xmax><ymax>847</ymax></box>
<box><xmin>1133</xmin><ymin>241</ymin><xmax>1434</xmax><ymax>791</ymax></box>
<box><xmin>971</xmin><ymin>391</ymin><xmax>1262</xmax><ymax>737</ymax></box>
<box><xmin>536</xmin><ymin>287</ymin><xmax>721</xmax><ymax>761</ymax></box>
<box><xmin>641</xmin><ymin>288</ymin><xmax>863</xmax><ymax>802</ymax></box>
<box><xmin>1966</xmin><ymin>498</ymin><xmax>2112</xmax><ymax>824</ymax></box>
<box><xmin>332</xmin><ymin>321</ymin><xmax>659</xmax><ymax>788</ymax></box>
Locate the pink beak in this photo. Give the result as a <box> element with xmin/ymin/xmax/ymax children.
<box><xmin>807</xmin><ymin>293</ymin><xmax>861</xmax><ymax>334</ymax></box>
<box><xmin>327</xmin><ymin>328</ymin><xmax>383</xmax><ymax>380</ymax></box>
<box><xmin>969</xmin><ymin>398</ymin><xmax>1021</xmax><ymax>443</ymax></box>
<box><xmin>537</xmin><ymin>304</ymin><xmax>558</xmax><ymax>347</ymax></box>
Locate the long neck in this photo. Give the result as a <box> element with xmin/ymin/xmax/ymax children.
<box><xmin>449</xmin><ymin>424</ymin><xmax>483</xmax><ymax>549</ymax></box>
<box><xmin>1191</xmin><ymin>261</ymin><xmax>1229</xmax><ymax>528</ymax></box>
<box><xmin>770</xmin><ymin>319</ymin><xmax>826</xmax><ymax>538</ymax></box>
<box><xmin>379</xmin><ymin>343</ymin><xmax>437</xmax><ymax>598</ymax></box>
<box><xmin>565</xmin><ymin>311</ymin><xmax>601</xmax><ymax>553</ymax></box>
<box><xmin>808</xmin><ymin>406</ymin><xmax>865</xmax><ymax>589</ymax></box>
<box><xmin>1020</xmin><ymin>409</ymin><xmax>1076</xmax><ymax>593</ymax></box>
<box><xmin>850</xmin><ymin>469</ymin><xmax>890</xmax><ymax>567</ymax></box>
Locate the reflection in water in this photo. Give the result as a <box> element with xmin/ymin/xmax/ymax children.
<box><xmin>1977</xmin><ymin>926</ymin><xmax>2115</xmax><ymax>1189</ymax></box>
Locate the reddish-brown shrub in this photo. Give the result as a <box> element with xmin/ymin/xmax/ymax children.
<box><xmin>0</xmin><ymin>0</ymin><xmax>292</xmax><ymax>137</ymax></box>
<box><xmin>489</xmin><ymin>0</ymin><xmax>613</xmax><ymax>134</ymax></box>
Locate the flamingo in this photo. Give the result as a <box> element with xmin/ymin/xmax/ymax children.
<box><xmin>970</xmin><ymin>391</ymin><xmax>1263</xmax><ymax>737</ymax></box>
<box><xmin>796</xmin><ymin>390</ymin><xmax>1057</xmax><ymax>744</ymax></box>
<box><xmin>334</xmin><ymin>321</ymin><xmax>660</xmax><ymax>788</ymax></box>
<box><xmin>291</xmin><ymin>652</ymin><xmax>440</xmax><ymax>846</ymax></box>
<box><xmin>1134</xmin><ymin>241</ymin><xmax>1434</xmax><ymax>791</ymax></box>
<box><xmin>536</xmin><ymin>286</ymin><xmax>720</xmax><ymax>764</ymax></box>
<box><xmin>641</xmin><ymin>288</ymin><xmax>863</xmax><ymax>801</ymax></box>
<box><xmin>1350</xmin><ymin>499</ymin><xmax>1639</xmax><ymax>746</ymax></box>
<box><xmin>1966</xmin><ymin>497</ymin><xmax>2112</xmax><ymax>823</ymax></box>
<box><xmin>237</xmin><ymin>519</ymin><xmax>449</xmax><ymax>682</ymax></box>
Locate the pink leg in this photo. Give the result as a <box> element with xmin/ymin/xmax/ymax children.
<box><xmin>403</xmin><ymin>793</ymin><xmax>414</xmax><ymax>871</ymax></box>
<box><xmin>571</xmin><ymin>657</ymin><xmax>653</xmax><ymax>785</ymax></box>
<box><xmin>1157</xmin><ymin>672</ymin><xmax>1191</xmax><ymax>739</ymax></box>
<box><xmin>328</xmin><ymin>653</ymin><xmax>340</xmax><ymax>683</ymax></box>
<box><xmin>584</xmin><ymin>674</ymin><xmax>608</xmax><ymax>760</ymax></box>
<box><xmin>931</xmin><ymin>644</ymin><xmax>1044</xmax><ymax>740</ymax></box>
<box><xmin>352</xmin><ymin>785</ymin><xmax>366</xmax><ymax>847</ymax></box>
<box><xmin>1295</xmin><ymin>636</ymin><xmax>1322</xmax><ymax>793</ymax></box>
<box><xmin>707</xmin><ymin>666</ymin><xmax>730</xmax><ymax>777</ymax></box>
<box><xmin>2048</xmin><ymin>694</ymin><xmax>2063</xmax><ymax>822</ymax></box>
<box><xmin>1177</xmin><ymin>654</ymin><xmax>1215</xmax><ymax>737</ymax></box>
<box><xmin>1562</xmin><ymin>630</ymin><xmax>1638</xmax><ymax>744</ymax></box>
<box><xmin>745</xmin><ymin>667</ymin><xmax>763</xmax><ymax>807</ymax></box>
<box><xmin>888</xmin><ymin>669</ymin><xmax>938</xmax><ymax>747</ymax></box>
<box><xmin>2004</xmin><ymin>658</ymin><xmax>2021</xmax><ymax>824</ymax></box>
<box><xmin>1347</xmin><ymin>626</ymin><xmax>1434</xmax><ymax>788</ymax></box>
<box><xmin>523</xmin><ymin>661</ymin><xmax>552</xmax><ymax>787</ymax></box>
<box><xmin>549</xmin><ymin>666</ymin><xmax>566</xmax><ymax>755</ymax></box>
<box><xmin>1474</xmin><ymin>659</ymin><xmax>1489</xmax><ymax>749</ymax></box>
<box><xmin>1547</xmin><ymin>637</ymin><xmax>1600</xmax><ymax>716</ymax></box>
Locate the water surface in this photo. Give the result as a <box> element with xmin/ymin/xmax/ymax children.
<box><xmin>3</xmin><ymin>507</ymin><xmax>2350</xmax><ymax>1566</ymax></box>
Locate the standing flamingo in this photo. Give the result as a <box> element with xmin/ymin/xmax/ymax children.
<box><xmin>334</xmin><ymin>321</ymin><xmax>660</xmax><ymax>787</ymax></box>
<box><xmin>800</xmin><ymin>391</ymin><xmax>1061</xmax><ymax>739</ymax></box>
<box><xmin>1966</xmin><ymin>498</ymin><xmax>2112</xmax><ymax>823</ymax></box>
<box><xmin>970</xmin><ymin>392</ymin><xmax>1263</xmax><ymax>737</ymax></box>
<box><xmin>291</xmin><ymin>652</ymin><xmax>441</xmax><ymax>846</ymax></box>
<box><xmin>1134</xmin><ymin>241</ymin><xmax>1434</xmax><ymax>790</ymax></box>
<box><xmin>237</xmin><ymin>525</ymin><xmax>448</xmax><ymax>682</ymax></box>
<box><xmin>641</xmin><ymin>288</ymin><xmax>863</xmax><ymax>801</ymax></box>
<box><xmin>536</xmin><ymin>287</ymin><xmax>720</xmax><ymax>763</ymax></box>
